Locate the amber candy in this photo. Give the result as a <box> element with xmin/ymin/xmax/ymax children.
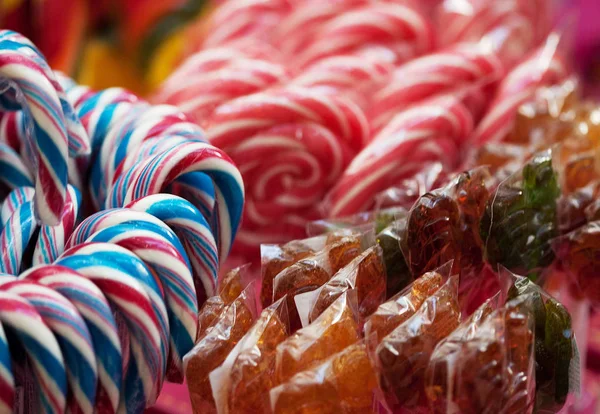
<box><xmin>364</xmin><ymin>271</ymin><xmax>445</xmax><ymax>342</ymax></box>
<box><xmin>275</xmin><ymin>291</ymin><xmax>361</xmax><ymax>384</ymax></box>
<box><xmin>425</xmin><ymin>298</ymin><xmax>534</xmax><ymax>414</ymax></box>
<box><xmin>184</xmin><ymin>290</ymin><xmax>256</xmax><ymax>414</ymax></box>
<box><xmin>261</xmin><ymin>241</ymin><xmax>316</xmax><ymax>308</ymax></box>
<box><xmin>227</xmin><ymin>305</ymin><xmax>289</xmax><ymax>414</ymax></box>
<box><xmin>407</xmin><ymin>169</ymin><xmax>488</xmax><ymax>278</ymax></box>
<box><xmin>558</xmin><ymin>180</ymin><xmax>600</xmax><ymax>234</ymax></box>
<box><xmin>375</xmin><ymin>276</ymin><xmax>460</xmax><ymax>409</ymax></box>
<box><xmin>554</xmin><ymin>220</ymin><xmax>600</xmax><ymax>306</ymax></box>
<box><xmin>270</xmin><ymin>343</ymin><xmax>378</xmax><ymax>414</ymax></box>
<box><xmin>309</xmin><ymin>246</ymin><xmax>386</xmax><ymax>323</ymax></box>
<box><xmin>196</xmin><ymin>267</ymin><xmax>246</xmax><ymax>340</ymax></box>
<box><xmin>273</xmin><ymin>234</ymin><xmax>363</xmax><ymax>331</ymax></box>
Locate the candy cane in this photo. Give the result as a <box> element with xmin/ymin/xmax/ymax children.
<box><xmin>0</xmin><ymin>290</ymin><xmax>66</xmax><ymax>413</ymax></box>
<box><xmin>0</xmin><ymin>279</ymin><xmax>97</xmax><ymax>414</ymax></box>
<box><xmin>83</xmin><ymin>219</ymin><xmax>197</xmax><ymax>382</ymax></box>
<box><xmin>0</xmin><ymin>321</ymin><xmax>12</xmax><ymax>413</ymax></box>
<box><xmin>56</xmin><ymin>242</ymin><xmax>168</xmax><ymax>412</ymax></box>
<box><xmin>20</xmin><ymin>265</ymin><xmax>122</xmax><ymax>413</ymax></box>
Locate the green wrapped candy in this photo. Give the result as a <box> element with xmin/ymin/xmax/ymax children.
<box><xmin>377</xmin><ymin>220</ymin><xmax>412</xmax><ymax>299</ymax></box>
<box><xmin>507</xmin><ymin>277</ymin><xmax>576</xmax><ymax>410</ymax></box>
<box><xmin>481</xmin><ymin>150</ymin><xmax>560</xmax><ymax>278</ymax></box>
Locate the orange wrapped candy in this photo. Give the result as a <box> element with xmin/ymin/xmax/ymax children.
<box><xmin>184</xmin><ymin>286</ymin><xmax>257</xmax><ymax>413</ymax></box>
<box><xmin>374</xmin><ymin>276</ymin><xmax>460</xmax><ymax>410</ymax></box>
<box><xmin>273</xmin><ymin>233</ymin><xmax>365</xmax><ymax>331</ymax></box>
<box><xmin>270</xmin><ymin>343</ymin><xmax>378</xmax><ymax>414</ymax></box>
<box><xmin>308</xmin><ymin>245</ymin><xmax>386</xmax><ymax>323</ymax></box>
<box><xmin>425</xmin><ymin>296</ymin><xmax>535</xmax><ymax>413</ymax></box>
<box><xmin>210</xmin><ymin>298</ymin><xmax>289</xmax><ymax>414</ymax></box>
<box><xmin>276</xmin><ymin>291</ymin><xmax>361</xmax><ymax>384</ymax></box>
<box><xmin>364</xmin><ymin>266</ymin><xmax>449</xmax><ymax>342</ymax></box>
<box><xmin>196</xmin><ymin>266</ymin><xmax>248</xmax><ymax>340</ymax></box>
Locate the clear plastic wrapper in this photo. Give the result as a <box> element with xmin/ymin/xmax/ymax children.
<box><xmin>197</xmin><ymin>265</ymin><xmax>251</xmax><ymax>340</ymax></box>
<box><xmin>210</xmin><ymin>298</ymin><xmax>289</xmax><ymax>414</ymax></box>
<box><xmin>372</xmin><ymin>275</ymin><xmax>461</xmax><ymax>411</ymax></box>
<box><xmin>364</xmin><ymin>263</ymin><xmax>452</xmax><ymax>343</ymax></box>
<box><xmin>270</xmin><ymin>342</ymin><xmax>378</xmax><ymax>414</ymax></box>
<box><xmin>480</xmin><ymin>149</ymin><xmax>560</xmax><ymax>279</ymax></box>
<box><xmin>425</xmin><ymin>293</ymin><xmax>535</xmax><ymax>413</ymax></box>
<box><xmin>377</xmin><ymin>218</ymin><xmax>413</xmax><ymax>299</ymax></box>
<box><xmin>557</xmin><ymin>180</ymin><xmax>600</xmax><ymax>234</ymax></box>
<box><xmin>275</xmin><ymin>291</ymin><xmax>361</xmax><ymax>384</ymax></box>
<box><xmin>272</xmin><ymin>231</ymin><xmax>373</xmax><ymax>331</ymax></box>
<box><xmin>307</xmin><ymin>207</ymin><xmax>406</xmax><ymax>237</ymax></box>
<box><xmin>407</xmin><ymin>167</ymin><xmax>490</xmax><ymax>278</ymax></box>
<box><xmin>374</xmin><ymin>162</ymin><xmax>448</xmax><ymax>211</ymax></box>
<box><xmin>184</xmin><ymin>285</ymin><xmax>258</xmax><ymax>414</ymax></box>
<box><xmin>553</xmin><ymin>220</ymin><xmax>600</xmax><ymax>308</ymax></box>
<box><xmin>305</xmin><ymin>245</ymin><xmax>386</xmax><ymax>323</ymax></box>
<box><xmin>505</xmin><ymin>271</ymin><xmax>581</xmax><ymax>411</ymax></box>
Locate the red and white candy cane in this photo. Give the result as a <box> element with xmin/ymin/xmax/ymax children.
<box><xmin>295</xmin><ymin>2</ymin><xmax>435</xmax><ymax>69</ymax></box>
<box><xmin>327</xmin><ymin>94</ymin><xmax>474</xmax><ymax>217</ymax></box>
<box><xmin>367</xmin><ymin>45</ymin><xmax>504</xmax><ymax>132</ymax></box>
<box><xmin>470</xmin><ymin>35</ymin><xmax>568</xmax><ymax>146</ymax></box>
<box><xmin>202</xmin><ymin>0</ymin><xmax>293</xmax><ymax>48</ymax></box>
<box><xmin>205</xmin><ymin>86</ymin><xmax>368</xmax><ymax>254</ymax></box>
<box><xmin>154</xmin><ymin>48</ymin><xmax>289</xmax><ymax>127</ymax></box>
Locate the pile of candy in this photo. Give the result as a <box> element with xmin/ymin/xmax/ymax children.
<box><xmin>0</xmin><ymin>30</ymin><xmax>244</xmax><ymax>413</ymax></box>
<box><xmin>155</xmin><ymin>0</ymin><xmax>565</xmax><ymax>263</ymax></box>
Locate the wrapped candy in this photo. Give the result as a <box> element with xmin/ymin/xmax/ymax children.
<box><xmin>364</xmin><ymin>265</ymin><xmax>450</xmax><ymax>343</ymax></box>
<box><xmin>372</xmin><ymin>275</ymin><xmax>460</xmax><ymax>410</ymax></box>
<box><xmin>407</xmin><ymin>167</ymin><xmax>490</xmax><ymax>278</ymax></box>
<box><xmin>210</xmin><ymin>297</ymin><xmax>289</xmax><ymax>414</ymax></box>
<box><xmin>376</xmin><ymin>218</ymin><xmax>412</xmax><ymax>298</ymax></box>
<box><xmin>553</xmin><ymin>221</ymin><xmax>600</xmax><ymax>307</ymax></box>
<box><xmin>306</xmin><ymin>207</ymin><xmax>405</xmax><ymax>237</ymax></box>
<box><xmin>506</xmin><ymin>272</ymin><xmax>580</xmax><ymax>411</ymax></box>
<box><xmin>275</xmin><ymin>291</ymin><xmax>360</xmax><ymax>384</ymax></box>
<box><xmin>270</xmin><ymin>342</ymin><xmax>378</xmax><ymax>414</ymax></box>
<box><xmin>480</xmin><ymin>149</ymin><xmax>561</xmax><ymax>278</ymax></box>
<box><xmin>272</xmin><ymin>231</ymin><xmax>370</xmax><ymax>330</ymax></box>
<box><xmin>425</xmin><ymin>294</ymin><xmax>535</xmax><ymax>413</ymax></box>
<box><xmin>197</xmin><ymin>266</ymin><xmax>249</xmax><ymax>340</ymax></box>
<box><xmin>184</xmin><ymin>285</ymin><xmax>257</xmax><ymax>414</ymax></box>
<box><xmin>305</xmin><ymin>245</ymin><xmax>386</xmax><ymax>323</ymax></box>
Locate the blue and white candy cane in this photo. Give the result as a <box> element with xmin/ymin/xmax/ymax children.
<box><xmin>56</xmin><ymin>242</ymin><xmax>168</xmax><ymax>413</ymax></box>
<box><xmin>0</xmin><ymin>278</ymin><xmax>97</xmax><ymax>414</ymax></box>
<box><xmin>107</xmin><ymin>141</ymin><xmax>244</xmax><ymax>265</ymax></box>
<box><xmin>82</xmin><ymin>218</ymin><xmax>197</xmax><ymax>382</ymax></box>
<box><xmin>0</xmin><ymin>31</ymin><xmax>88</xmax><ymax>225</ymax></box>
<box><xmin>0</xmin><ymin>143</ymin><xmax>33</xmax><ymax>190</ymax></box>
<box><xmin>0</xmin><ymin>290</ymin><xmax>67</xmax><ymax>413</ymax></box>
<box><xmin>0</xmin><ymin>186</ymin><xmax>34</xmax><ymax>226</ymax></box>
<box><xmin>127</xmin><ymin>194</ymin><xmax>218</xmax><ymax>301</ymax></box>
<box><xmin>21</xmin><ymin>265</ymin><xmax>123</xmax><ymax>413</ymax></box>
<box><xmin>0</xmin><ymin>321</ymin><xmax>13</xmax><ymax>413</ymax></box>
<box><xmin>0</xmin><ymin>185</ymin><xmax>81</xmax><ymax>273</ymax></box>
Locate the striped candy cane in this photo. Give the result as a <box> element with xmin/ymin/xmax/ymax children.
<box><xmin>0</xmin><ymin>290</ymin><xmax>67</xmax><ymax>413</ymax></box>
<box><xmin>20</xmin><ymin>264</ymin><xmax>122</xmax><ymax>413</ymax></box>
<box><xmin>83</xmin><ymin>219</ymin><xmax>197</xmax><ymax>382</ymax></box>
<box><xmin>56</xmin><ymin>242</ymin><xmax>168</xmax><ymax>413</ymax></box>
<box><xmin>0</xmin><ymin>279</ymin><xmax>97</xmax><ymax>414</ymax></box>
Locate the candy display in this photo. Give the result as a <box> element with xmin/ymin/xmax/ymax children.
<box><xmin>2</xmin><ymin>0</ymin><xmax>600</xmax><ymax>412</ymax></box>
